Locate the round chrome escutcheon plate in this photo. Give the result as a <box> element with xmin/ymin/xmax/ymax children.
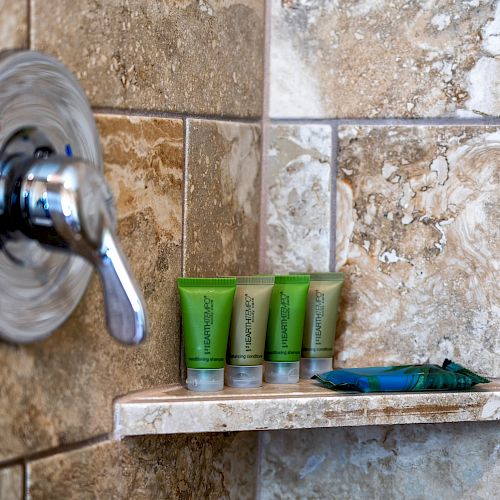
<box><xmin>0</xmin><ymin>51</ymin><xmax>102</xmax><ymax>343</ymax></box>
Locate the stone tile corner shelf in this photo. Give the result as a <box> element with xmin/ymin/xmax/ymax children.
<box><xmin>114</xmin><ymin>379</ymin><xmax>500</xmax><ymax>438</ymax></box>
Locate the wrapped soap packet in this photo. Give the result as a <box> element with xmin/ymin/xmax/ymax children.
<box><xmin>313</xmin><ymin>359</ymin><xmax>490</xmax><ymax>393</ymax></box>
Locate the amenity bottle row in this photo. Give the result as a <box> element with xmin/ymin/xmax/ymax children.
<box><xmin>177</xmin><ymin>273</ymin><xmax>344</xmax><ymax>392</ymax></box>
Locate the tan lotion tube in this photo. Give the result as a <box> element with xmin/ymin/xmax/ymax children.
<box><xmin>226</xmin><ymin>276</ymin><xmax>274</xmax><ymax>388</ymax></box>
<box><xmin>296</xmin><ymin>272</ymin><xmax>344</xmax><ymax>378</ymax></box>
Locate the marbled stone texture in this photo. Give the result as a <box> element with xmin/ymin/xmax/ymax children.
<box><xmin>31</xmin><ymin>0</ymin><xmax>264</xmax><ymax>117</ymax></box>
<box><xmin>0</xmin><ymin>466</ymin><xmax>22</xmax><ymax>500</ymax></box>
<box><xmin>259</xmin><ymin>422</ymin><xmax>500</xmax><ymax>500</ymax></box>
<box><xmin>264</xmin><ymin>124</ymin><xmax>332</xmax><ymax>274</ymax></box>
<box><xmin>0</xmin><ymin>115</ymin><xmax>183</xmax><ymax>460</ymax></box>
<box><xmin>270</xmin><ymin>0</ymin><xmax>498</xmax><ymax>118</ymax></box>
<box><xmin>0</xmin><ymin>0</ymin><xmax>27</xmax><ymax>50</ymax></box>
<box><xmin>116</xmin><ymin>380</ymin><xmax>499</xmax><ymax>436</ymax></box>
<box><xmin>28</xmin><ymin>433</ymin><xmax>257</xmax><ymax>500</ymax></box>
<box><xmin>336</xmin><ymin>126</ymin><xmax>499</xmax><ymax>376</ymax></box>
<box><xmin>185</xmin><ymin>119</ymin><xmax>261</xmax><ymax>277</ymax></box>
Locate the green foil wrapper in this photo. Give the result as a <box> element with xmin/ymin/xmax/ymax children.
<box><xmin>313</xmin><ymin>359</ymin><xmax>490</xmax><ymax>393</ymax></box>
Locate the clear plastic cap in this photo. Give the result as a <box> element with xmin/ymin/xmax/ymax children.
<box><xmin>186</xmin><ymin>368</ymin><xmax>224</xmax><ymax>392</ymax></box>
<box><xmin>264</xmin><ymin>361</ymin><xmax>300</xmax><ymax>384</ymax></box>
<box><xmin>300</xmin><ymin>357</ymin><xmax>332</xmax><ymax>379</ymax></box>
<box><xmin>225</xmin><ymin>364</ymin><xmax>263</xmax><ymax>388</ymax></box>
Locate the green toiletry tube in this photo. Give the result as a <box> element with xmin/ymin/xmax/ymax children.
<box><xmin>226</xmin><ymin>276</ymin><xmax>275</xmax><ymax>388</ymax></box>
<box><xmin>264</xmin><ymin>275</ymin><xmax>310</xmax><ymax>384</ymax></box>
<box><xmin>298</xmin><ymin>272</ymin><xmax>344</xmax><ymax>379</ymax></box>
<box><xmin>177</xmin><ymin>277</ymin><xmax>236</xmax><ymax>392</ymax></box>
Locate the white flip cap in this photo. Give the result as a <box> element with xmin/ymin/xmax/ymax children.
<box><xmin>264</xmin><ymin>361</ymin><xmax>300</xmax><ymax>384</ymax></box>
<box><xmin>186</xmin><ymin>368</ymin><xmax>224</xmax><ymax>392</ymax></box>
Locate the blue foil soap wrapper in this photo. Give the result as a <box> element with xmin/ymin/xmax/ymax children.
<box><xmin>313</xmin><ymin>359</ymin><xmax>490</xmax><ymax>393</ymax></box>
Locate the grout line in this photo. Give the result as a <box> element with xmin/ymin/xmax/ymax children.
<box><xmin>0</xmin><ymin>435</ymin><xmax>109</xmax><ymax>471</ymax></box>
<box><xmin>179</xmin><ymin>117</ymin><xmax>189</xmax><ymax>382</ymax></box>
<box><xmin>254</xmin><ymin>431</ymin><xmax>265</xmax><ymax>500</ymax></box>
<box><xmin>181</xmin><ymin>118</ymin><xmax>189</xmax><ymax>278</ymax></box>
<box><xmin>270</xmin><ymin>117</ymin><xmax>500</xmax><ymax>126</ymax></box>
<box><xmin>258</xmin><ymin>0</ymin><xmax>273</xmax><ymax>274</ymax></box>
<box><xmin>23</xmin><ymin>460</ymin><xmax>28</xmax><ymax>500</ymax></box>
<box><xmin>92</xmin><ymin>106</ymin><xmax>261</xmax><ymax>124</ymax></box>
<box><xmin>26</xmin><ymin>0</ymin><xmax>31</xmax><ymax>49</ymax></box>
<box><xmin>330</xmin><ymin>125</ymin><xmax>339</xmax><ymax>272</ymax></box>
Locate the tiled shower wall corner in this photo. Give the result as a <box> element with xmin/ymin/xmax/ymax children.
<box><xmin>0</xmin><ymin>1</ymin><xmax>263</xmax><ymax>499</ymax></box>
<box><xmin>259</xmin><ymin>1</ymin><xmax>499</xmax><ymax>499</ymax></box>
<box><xmin>1</xmin><ymin>1</ymin><xmax>499</xmax><ymax>499</ymax></box>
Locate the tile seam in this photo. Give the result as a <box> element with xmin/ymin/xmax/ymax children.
<box><xmin>0</xmin><ymin>434</ymin><xmax>110</xmax><ymax>470</ymax></box>
<box><xmin>91</xmin><ymin>107</ymin><xmax>261</xmax><ymax>124</ymax></box>
<box><xmin>330</xmin><ymin>124</ymin><xmax>339</xmax><ymax>272</ymax></box>
<box><xmin>254</xmin><ymin>431</ymin><xmax>265</xmax><ymax>500</ymax></box>
<box><xmin>23</xmin><ymin>459</ymin><xmax>28</xmax><ymax>500</ymax></box>
<box><xmin>179</xmin><ymin>117</ymin><xmax>189</xmax><ymax>383</ymax></box>
<box><xmin>27</xmin><ymin>0</ymin><xmax>31</xmax><ymax>49</ymax></box>
<box><xmin>258</xmin><ymin>0</ymin><xmax>273</xmax><ymax>274</ymax></box>
<box><xmin>270</xmin><ymin>117</ymin><xmax>500</xmax><ymax>126</ymax></box>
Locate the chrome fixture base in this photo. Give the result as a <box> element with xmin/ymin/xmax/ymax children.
<box><xmin>0</xmin><ymin>51</ymin><xmax>147</xmax><ymax>344</ymax></box>
<box><xmin>0</xmin><ymin>52</ymin><xmax>100</xmax><ymax>343</ymax></box>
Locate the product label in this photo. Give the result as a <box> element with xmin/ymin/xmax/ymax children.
<box><xmin>280</xmin><ymin>291</ymin><xmax>290</xmax><ymax>348</ymax></box>
<box><xmin>244</xmin><ymin>293</ymin><xmax>255</xmax><ymax>352</ymax></box>
<box><xmin>314</xmin><ymin>291</ymin><xmax>325</xmax><ymax>345</ymax></box>
<box><xmin>203</xmin><ymin>296</ymin><xmax>214</xmax><ymax>355</ymax></box>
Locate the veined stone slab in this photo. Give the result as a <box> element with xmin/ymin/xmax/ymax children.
<box><xmin>114</xmin><ymin>379</ymin><xmax>499</xmax><ymax>437</ymax></box>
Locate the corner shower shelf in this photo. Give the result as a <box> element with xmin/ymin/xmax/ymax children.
<box><xmin>113</xmin><ymin>379</ymin><xmax>499</xmax><ymax>437</ymax></box>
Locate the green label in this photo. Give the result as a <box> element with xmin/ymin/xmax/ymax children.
<box><xmin>178</xmin><ymin>279</ymin><xmax>236</xmax><ymax>369</ymax></box>
<box><xmin>301</xmin><ymin>279</ymin><xmax>344</xmax><ymax>358</ymax></box>
<box><xmin>227</xmin><ymin>283</ymin><xmax>273</xmax><ymax>366</ymax></box>
<box><xmin>265</xmin><ymin>277</ymin><xmax>309</xmax><ymax>362</ymax></box>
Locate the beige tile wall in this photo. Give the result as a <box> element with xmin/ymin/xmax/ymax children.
<box><xmin>0</xmin><ymin>114</ymin><xmax>184</xmax><ymax>461</ymax></box>
<box><xmin>270</xmin><ymin>0</ymin><xmax>497</xmax><ymax>118</ymax></box>
<box><xmin>0</xmin><ymin>1</ymin><xmax>263</xmax><ymax>498</ymax></box>
<box><xmin>0</xmin><ymin>466</ymin><xmax>23</xmax><ymax>500</ymax></box>
<box><xmin>261</xmin><ymin>0</ymin><xmax>500</xmax><ymax>498</ymax></box>
<box><xmin>2</xmin><ymin>0</ymin><xmax>499</xmax><ymax>498</ymax></box>
<box><xmin>28</xmin><ymin>433</ymin><xmax>257</xmax><ymax>500</ymax></box>
<box><xmin>31</xmin><ymin>0</ymin><xmax>264</xmax><ymax>116</ymax></box>
<box><xmin>0</xmin><ymin>0</ymin><xmax>27</xmax><ymax>50</ymax></box>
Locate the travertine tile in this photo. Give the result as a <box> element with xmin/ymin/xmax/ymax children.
<box><xmin>31</xmin><ymin>0</ymin><xmax>264</xmax><ymax>117</ymax></box>
<box><xmin>0</xmin><ymin>466</ymin><xmax>22</xmax><ymax>500</ymax></box>
<box><xmin>115</xmin><ymin>380</ymin><xmax>499</xmax><ymax>436</ymax></box>
<box><xmin>0</xmin><ymin>115</ymin><xmax>183</xmax><ymax>460</ymax></box>
<box><xmin>0</xmin><ymin>0</ymin><xmax>27</xmax><ymax>50</ymax></box>
<box><xmin>259</xmin><ymin>422</ymin><xmax>500</xmax><ymax>500</ymax></box>
<box><xmin>270</xmin><ymin>0</ymin><xmax>497</xmax><ymax>118</ymax></box>
<box><xmin>185</xmin><ymin>119</ymin><xmax>261</xmax><ymax>277</ymax></box>
<box><xmin>28</xmin><ymin>433</ymin><xmax>257</xmax><ymax>500</ymax></box>
<box><xmin>336</xmin><ymin>126</ymin><xmax>499</xmax><ymax>376</ymax></box>
<box><xmin>264</xmin><ymin>124</ymin><xmax>332</xmax><ymax>274</ymax></box>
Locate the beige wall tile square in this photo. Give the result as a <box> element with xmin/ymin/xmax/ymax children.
<box><xmin>0</xmin><ymin>0</ymin><xmax>27</xmax><ymax>50</ymax></box>
<box><xmin>28</xmin><ymin>433</ymin><xmax>257</xmax><ymax>500</ymax></box>
<box><xmin>270</xmin><ymin>0</ymin><xmax>497</xmax><ymax>118</ymax></box>
<box><xmin>185</xmin><ymin>119</ymin><xmax>261</xmax><ymax>277</ymax></box>
<box><xmin>0</xmin><ymin>114</ymin><xmax>183</xmax><ymax>461</ymax></box>
<box><xmin>336</xmin><ymin>126</ymin><xmax>499</xmax><ymax>376</ymax></box>
<box><xmin>263</xmin><ymin>124</ymin><xmax>332</xmax><ymax>274</ymax></box>
<box><xmin>259</xmin><ymin>422</ymin><xmax>500</xmax><ymax>499</ymax></box>
<box><xmin>31</xmin><ymin>0</ymin><xmax>264</xmax><ymax>117</ymax></box>
<box><xmin>0</xmin><ymin>466</ymin><xmax>22</xmax><ymax>500</ymax></box>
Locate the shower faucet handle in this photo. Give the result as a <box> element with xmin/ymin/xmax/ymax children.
<box><xmin>7</xmin><ymin>155</ymin><xmax>148</xmax><ymax>344</ymax></box>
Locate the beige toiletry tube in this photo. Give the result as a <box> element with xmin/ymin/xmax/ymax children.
<box><xmin>297</xmin><ymin>272</ymin><xmax>344</xmax><ymax>379</ymax></box>
<box><xmin>225</xmin><ymin>276</ymin><xmax>274</xmax><ymax>388</ymax></box>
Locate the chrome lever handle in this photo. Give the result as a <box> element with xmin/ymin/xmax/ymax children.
<box><xmin>7</xmin><ymin>155</ymin><xmax>148</xmax><ymax>344</ymax></box>
<box><xmin>93</xmin><ymin>225</ymin><xmax>147</xmax><ymax>344</ymax></box>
